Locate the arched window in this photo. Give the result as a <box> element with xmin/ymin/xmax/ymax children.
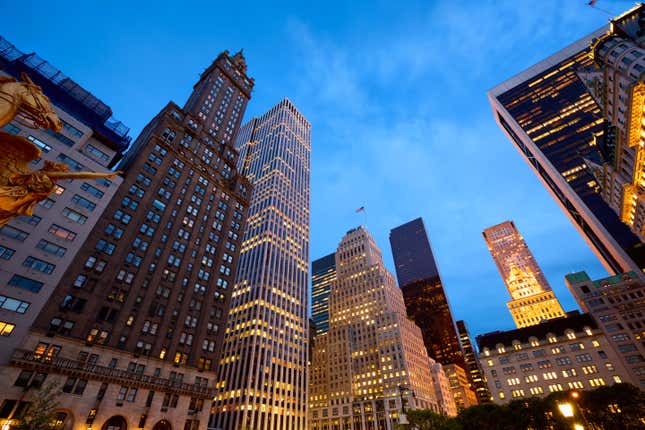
<box><xmin>152</xmin><ymin>420</ymin><xmax>172</xmax><ymax>430</ymax></box>
<box><xmin>102</xmin><ymin>415</ymin><xmax>127</xmax><ymax>430</ymax></box>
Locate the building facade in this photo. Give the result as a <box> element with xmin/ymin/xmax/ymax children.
<box><xmin>389</xmin><ymin>218</ymin><xmax>475</xmax><ymax>409</ymax></box>
<box><xmin>488</xmin><ymin>21</ymin><xmax>645</xmax><ymax>275</ymax></box>
<box><xmin>310</xmin><ymin>226</ymin><xmax>440</xmax><ymax>430</ymax></box>
<box><xmin>1</xmin><ymin>49</ymin><xmax>254</xmax><ymax>430</ymax></box>
<box><xmin>483</xmin><ymin>221</ymin><xmax>566</xmax><ymax>328</ymax></box>
<box><xmin>389</xmin><ymin>218</ymin><xmax>467</xmax><ymax>370</ymax></box>
<box><xmin>0</xmin><ymin>37</ymin><xmax>129</xmax><ymax>365</ymax></box>
<box><xmin>429</xmin><ymin>363</ymin><xmax>457</xmax><ymax>417</ymax></box>
<box><xmin>565</xmin><ymin>271</ymin><xmax>645</xmax><ymax>388</ymax></box>
<box><xmin>579</xmin><ymin>5</ymin><xmax>645</xmax><ymax>242</ymax></box>
<box><xmin>312</xmin><ymin>252</ymin><xmax>336</xmax><ymax>336</ymax></box>
<box><xmin>443</xmin><ymin>364</ymin><xmax>478</xmax><ymax>410</ymax></box>
<box><xmin>477</xmin><ymin>312</ymin><xmax>630</xmax><ymax>404</ymax></box>
<box><xmin>211</xmin><ymin>98</ymin><xmax>311</xmax><ymax>430</ymax></box>
<box><xmin>456</xmin><ymin>320</ymin><xmax>491</xmax><ymax>404</ymax></box>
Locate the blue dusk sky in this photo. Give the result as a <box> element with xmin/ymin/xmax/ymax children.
<box><xmin>4</xmin><ymin>0</ymin><xmax>637</xmax><ymax>339</ymax></box>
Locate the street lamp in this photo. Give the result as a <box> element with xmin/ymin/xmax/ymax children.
<box><xmin>398</xmin><ymin>385</ymin><xmax>415</xmax><ymax>426</ymax></box>
<box><xmin>569</xmin><ymin>390</ymin><xmax>589</xmax><ymax>428</ymax></box>
<box><xmin>558</xmin><ymin>402</ymin><xmax>574</xmax><ymax>418</ymax></box>
<box><xmin>558</xmin><ymin>402</ymin><xmax>585</xmax><ymax>430</ymax></box>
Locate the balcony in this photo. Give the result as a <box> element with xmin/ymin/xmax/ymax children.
<box><xmin>10</xmin><ymin>349</ymin><xmax>215</xmax><ymax>399</ymax></box>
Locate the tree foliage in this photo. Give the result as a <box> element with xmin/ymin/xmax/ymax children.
<box><xmin>11</xmin><ymin>381</ymin><xmax>60</xmax><ymax>430</ymax></box>
<box><xmin>403</xmin><ymin>384</ymin><xmax>644</xmax><ymax>430</ymax></box>
<box><xmin>406</xmin><ymin>409</ymin><xmax>460</xmax><ymax>430</ymax></box>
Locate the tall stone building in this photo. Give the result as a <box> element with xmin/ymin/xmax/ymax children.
<box><xmin>310</xmin><ymin>226</ymin><xmax>440</xmax><ymax>430</ymax></box>
<box><xmin>1</xmin><ymin>49</ymin><xmax>254</xmax><ymax>430</ymax></box>
<box><xmin>443</xmin><ymin>364</ymin><xmax>478</xmax><ymax>410</ymax></box>
<box><xmin>389</xmin><ymin>218</ymin><xmax>475</xmax><ymax>409</ymax></box>
<box><xmin>565</xmin><ymin>271</ymin><xmax>645</xmax><ymax>388</ymax></box>
<box><xmin>211</xmin><ymin>98</ymin><xmax>310</xmax><ymax>430</ymax></box>
<box><xmin>456</xmin><ymin>320</ymin><xmax>491</xmax><ymax>404</ymax></box>
<box><xmin>312</xmin><ymin>252</ymin><xmax>336</xmax><ymax>336</ymax></box>
<box><xmin>579</xmin><ymin>5</ymin><xmax>645</xmax><ymax>242</ymax></box>
<box><xmin>0</xmin><ymin>37</ymin><xmax>130</xmax><ymax>366</ymax></box>
<box><xmin>483</xmin><ymin>221</ymin><xmax>566</xmax><ymax>328</ymax></box>
<box><xmin>488</xmin><ymin>11</ymin><xmax>645</xmax><ymax>274</ymax></box>
<box><xmin>429</xmin><ymin>363</ymin><xmax>457</xmax><ymax>417</ymax></box>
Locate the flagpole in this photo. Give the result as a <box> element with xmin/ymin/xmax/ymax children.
<box><xmin>355</xmin><ymin>206</ymin><xmax>367</xmax><ymax>228</ymax></box>
<box><xmin>588</xmin><ymin>0</ymin><xmax>615</xmax><ymax>16</ymax></box>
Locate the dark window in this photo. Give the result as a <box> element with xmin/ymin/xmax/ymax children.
<box><xmin>81</xmin><ymin>182</ymin><xmax>105</xmax><ymax>198</ymax></box>
<box><xmin>9</xmin><ymin>275</ymin><xmax>43</xmax><ymax>293</ymax></box>
<box><xmin>36</xmin><ymin>240</ymin><xmax>67</xmax><ymax>257</ymax></box>
<box><xmin>71</xmin><ymin>194</ymin><xmax>96</xmax><ymax>211</ymax></box>
<box><xmin>0</xmin><ymin>225</ymin><xmax>28</xmax><ymax>241</ymax></box>
<box><xmin>0</xmin><ymin>245</ymin><xmax>15</xmax><ymax>260</ymax></box>
<box><xmin>23</xmin><ymin>256</ymin><xmax>56</xmax><ymax>274</ymax></box>
<box><xmin>14</xmin><ymin>371</ymin><xmax>33</xmax><ymax>387</ymax></box>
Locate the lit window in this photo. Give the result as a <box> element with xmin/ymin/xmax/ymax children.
<box><xmin>0</xmin><ymin>321</ymin><xmax>16</xmax><ymax>336</ymax></box>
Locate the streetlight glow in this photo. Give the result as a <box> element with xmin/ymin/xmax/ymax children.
<box><xmin>574</xmin><ymin>424</ymin><xmax>584</xmax><ymax>430</ymax></box>
<box><xmin>558</xmin><ymin>402</ymin><xmax>575</xmax><ymax>418</ymax></box>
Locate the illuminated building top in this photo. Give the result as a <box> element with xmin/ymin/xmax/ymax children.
<box><xmin>483</xmin><ymin>221</ymin><xmax>551</xmax><ymax>298</ymax></box>
<box><xmin>483</xmin><ymin>221</ymin><xmax>565</xmax><ymax>328</ymax></box>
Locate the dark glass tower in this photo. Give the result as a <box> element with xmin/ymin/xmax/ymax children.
<box><xmin>456</xmin><ymin>320</ymin><xmax>491</xmax><ymax>404</ymax></box>
<box><xmin>389</xmin><ymin>218</ymin><xmax>466</xmax><ymax>369</ymax></box>
<box><xmin>311</xmin><ymin>252</ymin><xmax>335</xmax><ymax>336</ymax></box>
<box><xmin>488</xmin><ymin>25</ymin><xmax>645</xmax><ymax>274</ymax></box>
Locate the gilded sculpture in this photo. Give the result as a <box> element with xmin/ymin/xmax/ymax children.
<box><xmin>0</xmin><ymin>72</ymin><xmax>120</xmax><ymax>227</ymax></box>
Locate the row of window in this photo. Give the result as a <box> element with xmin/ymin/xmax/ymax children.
<box><xmin>2</xmin><ymin>230</ymin><xmax>71</xmax><ymax>291</ymax></box>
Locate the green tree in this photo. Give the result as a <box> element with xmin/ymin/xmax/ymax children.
<box><xmin>457</xmin><ymin>403</ymin><xmax>516</xmax><ymax>430</ymax></box>
<box><xmin>406</xmin><ymin>409</ymin><xmax>461</xmax><ymax>430</ymax></box>
<box><xmin>506</xmin><ymin>397</ymin><xmax>556</xmax><ymax>430</ymax></box>
<box><xmin>581</xmin><ymin>383</ymin><xmax>645</xmax><ymax>430</ymax></box>
<box><xmin>11</xmin><ymin>381</ymin><xmax>60</xmax><ymax>430</ymax></box>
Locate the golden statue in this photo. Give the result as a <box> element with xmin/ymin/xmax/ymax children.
<box><xmin>0</xmin><ymin>72</ymin><xmax>120</xmax><ymax>227</ymax></box>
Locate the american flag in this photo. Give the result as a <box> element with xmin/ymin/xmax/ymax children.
<box><xmin>355</xmin><ymin>206</ymin><xmax>365</xmax><ymax>213</ymax></box>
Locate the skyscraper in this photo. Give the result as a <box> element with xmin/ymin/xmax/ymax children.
<box><xmin>389</xmin><ymin>218</ymin><xmax>475</xmax><ymax>410</ymax></box>
<box><xmin>311</xmin><ymin>252</ymin><xmax>335</xmax><ymax>336</ymax></box>
<box><xmin>389</xmin><ymin>218</ymin><xmax>466</xmax><ymax>370</ymax></box>
<box><xmin>310</xmin><ymin>226</ymin><xmax>439</xmax><ymax>430</ymax></box>
<box><xmin>456</xmin><ymin>320</ymin><xmax>491</xmax><ymax>404</ymax></box>
<box><xmin>483</xmin><ymin>221</ymin><xmax>566</xmax><ymax>328</ymax></box>
<box><xmin>578</xmin><ymin>5</ymin><xmax>645</xmax><ymax>243</ymax></box>
<box><xmin>211</xmin><ymin>98</ymin><xmax>310</xmax><ymax>430</ymax></box>
<box><xmin>0</xmin><ymin>36</ymin><xmax>130</xmax><ymax>364</ymax></box>
<box><xmin>488</xmin><ymin>19</ymin><xmax>645</xmax><ymax>274</ymax></box>
<box><xmin>3</xmin><ymin>49</ymin><xmax>254</xmax><ymax>430</ymax></box>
